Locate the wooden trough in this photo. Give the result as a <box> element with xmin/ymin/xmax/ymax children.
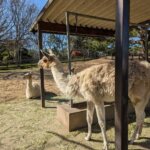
<box><xmin>57</xmin><ymin>101</ymin><xmax>150</xmax><ymax>132</ymax></box>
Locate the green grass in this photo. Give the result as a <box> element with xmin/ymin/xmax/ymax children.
<box><xmin>0</xmin><ymin>63</ymin><xmax>37</xmax><ymax>71</ymax></box>
<box><xmin>0</xmin><ymin>98</ymin><xmax>150</xmax><ymax>150</ymax></box>
<box><xmin>0</xmin><ymin>57</ymin><xmax>92</xmax><ymax>71</ymax></box>
<box><xmin>0</xmin><ymin>57</ymin><xmax>97</xmax><ymax>72</ymax></box>
<box><xmin>0</xmin><ymin>66</ymin><xmax>38</xmax><ymax>74</ymax></box>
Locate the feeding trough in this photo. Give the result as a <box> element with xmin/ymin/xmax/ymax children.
<box><xmin>57</xmin><ymin>101</ymin><xmax>150</xmax><ymax>132</ymax></box>
<box><xmin>57</xmin><ymin>101</ymin><xmax>116</xmax><ymax>132</ymax></box>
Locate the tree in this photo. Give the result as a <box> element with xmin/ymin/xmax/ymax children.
<box><xmin>45</xmin><ymin>34</ymin><xmax>67</xmax><ymax>58</ymax></box>
<box><xmin>0</xmin><ymin>0</ymin><xmax>12</xmax><ymax>43</ymax></box>
<box><xmin>71</xmin><ymin>36</ymin><xmax>113</xmax><ymax>58</ymax></box>
<box><xmin>8</xmin><ymin>0</ymin><xmax>38</xmax><ymax>66</ymax></box>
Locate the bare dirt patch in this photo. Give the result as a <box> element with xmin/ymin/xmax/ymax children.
<box><xmin>0</xmin><ymin>78</ymin><xmax>61</xmax><ymax>103</ymax></box>
<box><xmin>0</xmin><ymin>57</ymin><xmax>112</xmax><ymax>103</ymax></box>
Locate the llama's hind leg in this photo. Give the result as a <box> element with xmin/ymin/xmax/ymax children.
<box><xmin>130</xmin><ymin>110</ymin><xmax>145</xmax><ymax>144</ymax></box>
<box><xmin>85</xmin><ymin>101</ymin><xmax>95</xmax><ymax>141</ymax></box>
<box><xmin>95</xmin><ymin>102</ymin><xmax>108</xmax><ymax>150</ymax></box>
<box><xmin>130</xmin><ymin>100</ymin><xmax>147</xmax><ymax>144</ymax></box>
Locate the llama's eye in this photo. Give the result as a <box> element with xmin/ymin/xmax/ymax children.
<box><xmin>43</xmin><ymin>59</ymin><xmax>47</xmax><ymax>63</ymax></box>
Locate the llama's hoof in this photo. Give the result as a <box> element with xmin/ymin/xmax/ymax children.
<box><xmin>129</xmin><ymin>140</ymin><xmax>134</xmax><ymax>145</ymax></box>
<box><xmin>129</xmin><ymin>134</ymin><xmax>140</xmax><ymax>144</ymax></box>
<box><xmin>135</xmin><ymin>133</ymin><xmax>140</xmax><ymax>140</ymax></box>
<box><xmin>85</xmin><ymin>136</ymin><xmax>91</xmax><ymax>141</ymax></box>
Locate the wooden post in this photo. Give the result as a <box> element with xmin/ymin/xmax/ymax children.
<box><xmin>65</xmin><ymin>12</ymin><xmax>72</xmax><ymax>75</ymax></box>
<box><xmin>66</xmin><ymin>12</ymin><xmax>73</xmax><ymax>108</ymax></box>
<box><xmin>145</xmin><ymin>30</ymin><xmax>149</xmax><ymax>62</ymax></box>
<box><xmin>38</xmin><ymin>22</ymin><xmax>45</xmax><ymax>108</ymax></box>
<box><xmin>115</xmin><ymin>0</ymin><xmax>130</xmax><ymax>150</ymax></box>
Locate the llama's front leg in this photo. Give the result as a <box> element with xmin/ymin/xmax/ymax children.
<box><xmin>85</xmin><ymin>101</ymin><xmax>95</xmax><ymax>141</ymax></box>
<box><xmin>95</xmin><ymin>102</ymin><xmax>108</xmax><ymax>150</ymax></box>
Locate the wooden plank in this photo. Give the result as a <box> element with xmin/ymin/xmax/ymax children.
<box><xmin>115</xmin><ymin>0</ymin><xmax>130</xmax><ymax>149</ymax></box>
<box><xmin>35</xmin><ymin>21</ymin><xmax>115</xmax><ymax>37</ymax></box>
<box><xmin>138</xmin><ymin>19</ymin><xmax>150</xmax><ymax>25</ymax></box>
<box><xmin>38</xmin><ymin>23</ymin><xmax>45</xmax><ymax>108</ymax></box>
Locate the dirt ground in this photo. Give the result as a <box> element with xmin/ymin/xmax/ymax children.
<box><xmin>0</xmin><ymin>57</ymin><xmax>112</xmax><ymax>103</ymax></box>
<box><xmin>0</xmin><ymin>57</ymin><xmax>150</xmax><ymax>150</ymax></box>
<box><xmin>0</xmin><ymin>73</ymin><xmax>60</xmax><ymax>103</ymax></box>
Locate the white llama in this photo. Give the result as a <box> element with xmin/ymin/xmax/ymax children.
<box><xmin>23</xmin><ymin>72</ymin><xmax>40</xmax><ymax>99</ymax></box>
<box><xmin>38</xmin><ymin>50</ymin><xmax>150</xmax><ymax>150</ymax></box>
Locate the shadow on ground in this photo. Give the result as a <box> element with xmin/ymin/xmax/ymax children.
<box><xmin>46</xmin><ymin>131</ymin><xmax>107</xmax><ymax>150</ymax></box>
<box><xmin>130</xmin><ymin>137</ymin><xmax>150</xmax><ymax>149</ymax></box>
<box><xmin>37</xmin><ymin>91</ymin><xmax>70</xmax><ymax>108</ymax></box>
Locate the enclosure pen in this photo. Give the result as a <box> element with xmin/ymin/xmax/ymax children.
<box><xmin>30</xmin><ymin>0</ymin><xmax>150</xmax><ymax>149</ymax></box>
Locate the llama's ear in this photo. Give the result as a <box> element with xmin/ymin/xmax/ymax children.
<box><xmin>49</xmin><ymin>49</ymin><xmax>54</xmax><ymax>55</ymax></box>
<box><xmin>40</xmin><ymin>50</ymin><xmax>45</xmax><ymax>56</ymax></box>
<box><xmin>41</xmin><ymin>50</ymin><xmax>50</xmax><ymax>58</ymax></box>
<box><xmin>40</xmin><ymin>50</ymin><xmax>48</xmax><ymax>56</ymax></box>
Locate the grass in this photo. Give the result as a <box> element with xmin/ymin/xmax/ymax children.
<box><xmin>0</xmin><ymin>99</ymin><xmax>56</xmax><ymax>150</ymax></box>
<box><xmin>0</xmin><ymin>57</ymin><xmax>150</xmax><ymax>150</ymax></box>
<box><xmin>0</xmin><ymin>66</ymin><xmax>38</xmax><ymax>74</ymax></box>
<box><xmin>0</xmin><ymin>97</ymin><xmax>150</xmax><ymax>150</ymax></box>
<box><xmin>0</xmin><ymin>58</ymin><xmax>84</xmax><ymax>71</ymax></box>
<box><xmin>0</xmin><ymin>63</ymin><xmax>37</xmax><ymax>71</ymax></box>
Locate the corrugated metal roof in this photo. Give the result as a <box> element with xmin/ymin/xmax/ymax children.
<box><xmin>30</xmin><ymin>0</ymin><xmax>150</xmax><ymax>32</ymax></box>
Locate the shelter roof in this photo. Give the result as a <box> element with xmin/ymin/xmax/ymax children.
<box><xmin>30</xmin><ymin>0</ymin><xmax>150</xmax><ymax>36</ymax></box>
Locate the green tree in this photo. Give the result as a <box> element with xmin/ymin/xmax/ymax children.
<box><xmin>0</xmin><ymin>0</ymin><xmax>11</xmax><ymax>41</ymax></box>
<box><xmin>46</xmin><ymin>34</ymin><xmax>67</xmax><ymax>57</ymax></box>
<box><xmin>8</xmin><ymin>0</ymin><xmax>38</xmax><ymax>66</ymax></box>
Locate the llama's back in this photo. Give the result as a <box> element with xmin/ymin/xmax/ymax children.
<box><xmin>83</xmin><ymin>62</ymin><xmax>115</xmax><ymax>98</ymax></box>
<box><xmin>128</xmin><ymin>61</ymin><xmax>150</xmax><ymax>104</ymax></box>
<box><xmin>66</xmin><ymin>60</ymin><xmax>150</xmax><ymax>102</ymax></box>
<box><xmin>66</xmin><ymin>62</ymin><xmax>115</xmax><ymax>100</ymax></box>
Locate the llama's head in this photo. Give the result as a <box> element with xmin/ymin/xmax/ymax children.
<box><xmin>38</xmin><ymin>49</ymin><xmax>58</xmax><ymax>68</ymax></box>
<box><xmin>23</xmin><ymin>72</ymin><xmax>32</xmax><ymax>79</ymax></box>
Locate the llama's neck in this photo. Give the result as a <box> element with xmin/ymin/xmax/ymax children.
<box><xmin>51</xmin><ymin>62</ymin><xmax>68</xmax><ymax>94</ymax></box>
<box><xmin>26</xmin><ymin>79</ymin><xmax>32</xmax><ymax>88</ymax></box>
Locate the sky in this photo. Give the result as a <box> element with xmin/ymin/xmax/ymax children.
<box><xmin>29</xmin><ymin>0</ymin><xmax>47</xmax><ymax>10</ymax></box>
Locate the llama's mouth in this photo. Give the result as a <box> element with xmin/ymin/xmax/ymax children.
<box><xmin>37</xmin><ymin>62</ymin><xmax>43</xmax><ymax>69</ymax></box>
<box><xmin>23</xmin><ymin>75</ymin><xmax>27</xmax><ymax>79</ymax></box>
<box><xmin>38</xmin><ymin>66</ymin><xmax>43</xmax><ymax>69</ymax></box>
<box><xmin>38</xmin><ymin>65</ymin><xmax>49</xmax><ymax>69</ymax></box>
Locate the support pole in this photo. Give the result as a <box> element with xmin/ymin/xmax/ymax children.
<box><xmin>65</xmin><ymin>12</ymin><xmax>73</xmax><ymax>107</ymax></box>
<box><xmin>38</xmin><ymin>23</ymin><xmax>45</xmax><ymax>108</ymax></box>
<box><xmin>65</xmin><ymin>12</ymin><xmax>72</xmax><ymax>75</ymax></box>
<box><xmin>145</xmin><ymin>30</ymin><xmax>149</xmax><ymax>62</ymax></box>
<box><xmin>115</xmin><ymin>0</ymin><xmax>130</xmax><ymax>150</ymax></box>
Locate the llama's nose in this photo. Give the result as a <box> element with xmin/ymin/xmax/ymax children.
<box><xmin>38</xmin><ymin>60</ymin><xmax>41</xmax><ymax>67</ymax></box>
<box><xmin>38</xmin><ymin>60</ymin><xmax>44</xmax><ymax>69</ymax></box>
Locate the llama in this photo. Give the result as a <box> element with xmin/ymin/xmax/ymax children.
<box><xmin>38</xmin><ymin>50</ymin><xmax>150</xmax><ymax>150</ymax></box>
<box><xmin>23</xmin><ymin>72</ymin><xmax>40</xmax><ymax>99</ymax></box>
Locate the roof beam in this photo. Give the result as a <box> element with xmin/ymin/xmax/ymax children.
<box><xmin>33</xmin><ymin>21</ymin><xmax>115</xmax><ymax>37</ymax></box>
<box><xmin>138</xmin><ymin>19</ymin><xmax>150</xmax><ymax>25</ymax></box>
